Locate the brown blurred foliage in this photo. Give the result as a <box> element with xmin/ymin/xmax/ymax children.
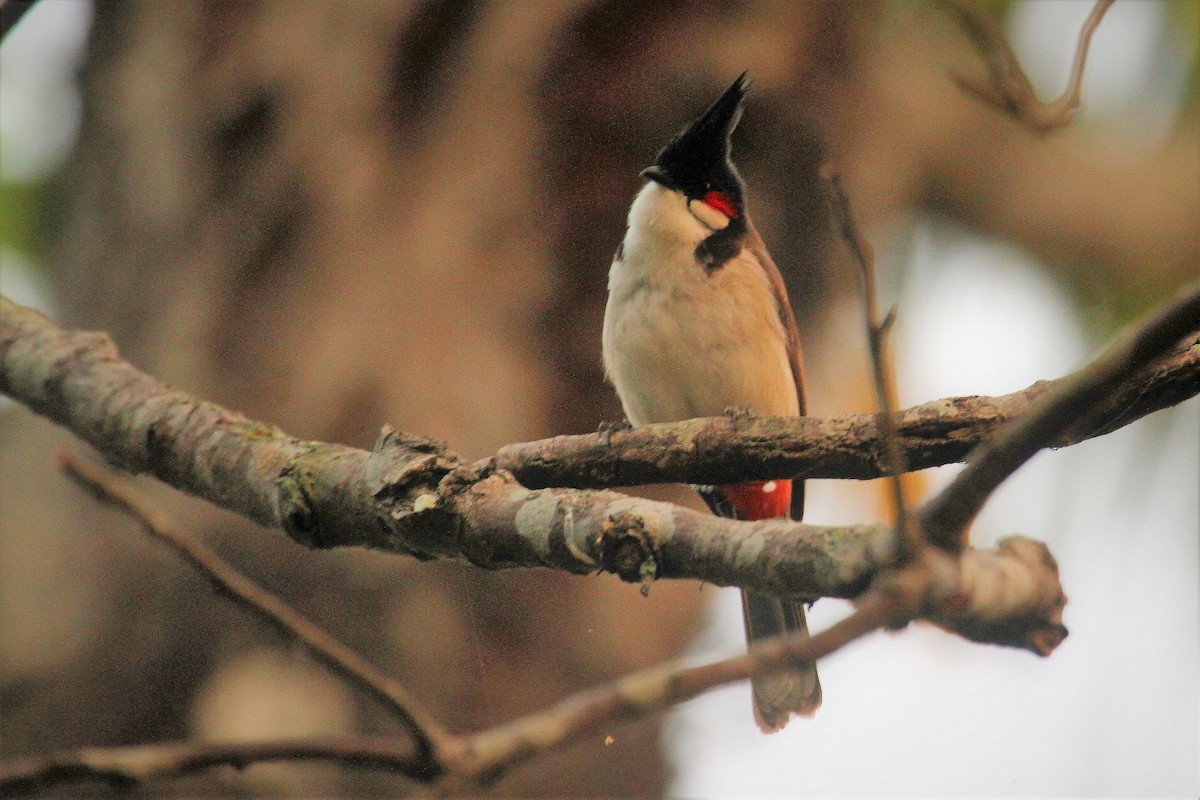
<box><xmin>1</xmin><ymin>0</ymin><xmax>1196</xmax><ymax>795</ymax></box>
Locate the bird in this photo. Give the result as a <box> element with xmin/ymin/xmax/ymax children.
<box><xmin>601</xmin><ymin>73</ymin><xmax>820</xmax><ymax>731</ymax></box>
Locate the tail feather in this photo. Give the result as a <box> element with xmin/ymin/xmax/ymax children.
<box><xmin>741</xmin><ymin>590</ymin><xmax>822</xmax><ymax>731</ymax></box>
<box><xmin>701</xmin><ymin>480</ymin><xmax>822</xmax><ymax>731</ymax></box>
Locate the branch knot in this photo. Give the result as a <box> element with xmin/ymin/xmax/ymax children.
<box><xmin>598</xmin><ymin>511</ymin><xmax>661</xmax><ymax>594</ymax></box>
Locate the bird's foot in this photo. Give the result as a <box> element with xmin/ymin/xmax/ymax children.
<box><xmin>597</xmin><ymin>418</ymin><xmax>632</xmax><ymax>445</ymax></box>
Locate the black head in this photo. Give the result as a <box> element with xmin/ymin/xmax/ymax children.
<box><xmin>641</xmin><ymin>73</ymin><xmax>750</xmax><ymax>218</ymax></box>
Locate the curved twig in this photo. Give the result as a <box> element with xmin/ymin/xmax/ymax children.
<box><xmin>454</xmin><ymin>593</ymin><xmax>893</xmax><ymax>785</ymax></box>
<box><xmin>0</xmin><ymin>520</ymin><xmax>1068</xmax><ymax>795</ymax></box>
<box><xmin>941</xmin><ymin>0</ymin><xmax>1116</xmax><ymax>133</ymax></box>
<box><xmin>58</xmin><ymin>452</ymin><xmax>450</xmax><ymax>773</ymax></box>
<box><xmin>457</xmin><ymin>531</ymin><xmax>1070</xmax><ymax>784</ymax></box>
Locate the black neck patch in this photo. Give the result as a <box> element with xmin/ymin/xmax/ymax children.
<box><xmin>695</xmin><ymin>216</ymin><xmax>748</xmax><ymax>273</ymax></box>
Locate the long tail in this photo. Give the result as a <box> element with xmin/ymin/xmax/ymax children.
<box><xmin>703</xmin><ymin>479</ymin><xmax>822</xmax><ymax>732</ymax></box>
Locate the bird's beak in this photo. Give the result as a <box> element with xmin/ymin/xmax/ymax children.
<box><xmin>640</xmin><ymin>165</ymin><xmax>679</xmax><ymax>191</ymax></box>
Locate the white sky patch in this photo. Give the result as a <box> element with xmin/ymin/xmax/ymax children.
<box><xmin>1008</xmin><ymin>0</ymin><xmax>1191</xmax><ymax>144</ymax></box>
<box><xmin>0</xmin><ymin>0</ymin><xmax>92</xmax><ymax>182</ymax></box>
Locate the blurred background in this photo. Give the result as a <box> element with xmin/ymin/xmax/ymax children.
<box><xmin>1</xmin><ymin>0</ymin><xmax>1196</xmax><ymax>796</ymax></box>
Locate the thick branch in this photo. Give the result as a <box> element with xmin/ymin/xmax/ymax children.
<box><xmin>0</xmin><ymin>296</ymin><xmax>888</xmax><ymax>601</ymax></box>
<box><xmin>2</xmin><ymin>294</ymin><xmax>1195</xmax><ymax>599</ymax></box>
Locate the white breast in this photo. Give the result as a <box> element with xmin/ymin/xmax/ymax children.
<box><xmin>602</xmin><ymin>183</ymin><xmax>799</xmax><ymax>427</ymax></box>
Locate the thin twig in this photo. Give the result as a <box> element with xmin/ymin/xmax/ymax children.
<box><xmin>0</xmin><ymin>526</ymin><xmax>1068</xmax><ymax>794</ymax></box>
<box><xmin>941</xmin><ymin>0</ymin><xmax>1116</xmax><ymax>133</ymax></box>
<box><xmin>455</xmin><ymin>593</ymin><xmax>893</xmax><ymax>783</ymax></box>
<box><xmin>919</xmin><ymin>278</ymin><xmax>1200</xmax><ymax>551</ymax></box>
<box><xmin>0</xmin><ymin>736</ymin><xmax>430</xmax><ymax>796</ymax></box>
<box><xmin>456</xmin><ymin>528</ymin><xmax>1067</xmax><ymax>785</ymax></box>
<box><xmin>821</xmin><ymin>168</ymin><xmax>915</xmax><ymax>557</ymax></box>
<box><xmin>58</xmin><ymin>451</ymin><xmax>451</xmax><ymax>775</ymax></box>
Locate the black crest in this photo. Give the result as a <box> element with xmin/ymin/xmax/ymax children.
<box><xmin>642</xmin><ymin>73</ymin><xmax>750</xmax><ymax>205</ymax></box>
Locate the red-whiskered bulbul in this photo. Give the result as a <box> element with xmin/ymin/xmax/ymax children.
<box><xmin>602</xmin><ymin>73</ymin><xmax>821</xmax><ymax>731</ymax></box>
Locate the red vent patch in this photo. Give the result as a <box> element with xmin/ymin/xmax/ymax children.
<box><xmin>718</xmin><ymin>479</ymin><xmax>791</xmax><ymax>520</ymax></box>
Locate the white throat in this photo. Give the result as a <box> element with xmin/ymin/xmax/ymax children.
<box><xmin>611</xmin><ymin>182</ymin><xmax>730</xmax><ymax>294</ymax></box>
<box><xmin>602</xmin><ymin>182</ymin><xmax>798</xmax><ymax>426</ymax></box>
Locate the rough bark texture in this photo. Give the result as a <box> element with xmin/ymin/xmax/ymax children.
<box><xmin>5</xmin><ymin>296</ymin><xmax>1192</xmax><ymax>606</ymax></box>
<box><xmin>0</xmin><ymin>296</ymin><xmax>893</xmax><ymax>601</ymax></box>
<box><xmin>497</xmin><ymin>334</ymin><xmax>1200</xmax><ymax>489</ymax></box>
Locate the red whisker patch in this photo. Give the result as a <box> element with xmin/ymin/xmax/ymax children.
<box><xmin>702</xmin><ymin>190</ymin><xmax>739</xmax><ymax>219</ymax></box>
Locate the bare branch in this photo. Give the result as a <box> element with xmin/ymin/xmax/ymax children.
<box><xmin>919</xmin><ymin>278</ymin><xmax>1200</xmax><ymax>550</ymax></box>
<box><xmin>822</xmin><ymin>167</ymin><xmax>915</xmax><ymax>557</ymax></box>
<box><xmin>495</xmin><ymin>331</ymin><xmax>1200</xmax><ymax>488</ymax></box>
<box><xmin>57</xmin><ymin>451</ymin><xmax>450</xmax><ymax>770</ymax></box>
<box><xmin>454</xmin><ymin>595</ymin><xmax>891</xmax><ymax>785</ymax></box>
<box><xmin>1</xmin><ymin>294</ymin><xmax>1195</xmax><ymax>601</ymax></box>
<box><xmin>0</xmin><ymin>295</ymin><xmax>897</xmax><ymax>602</ymax></box>
<box><xmin>941</xmin><ymin>0</ymin><xmax>1115</xmax><ymax>133</ymax></box>
<box><xmin>0</xmin><ymin>736</ymin><xmax>430</xmax><ymax>796</ymax></box>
